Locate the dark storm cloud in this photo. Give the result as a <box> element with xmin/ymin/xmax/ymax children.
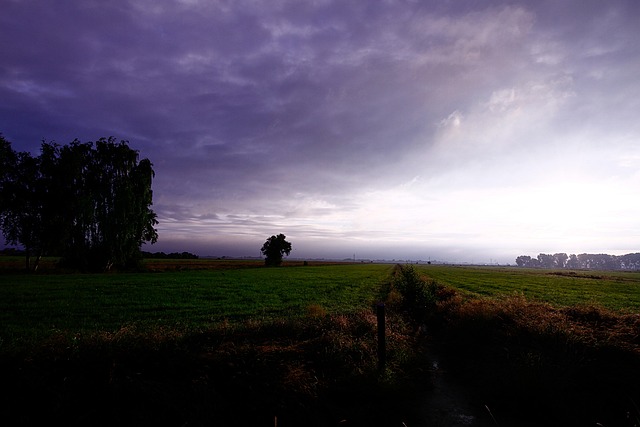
<box><xmin>2</xmin><ymin>0</ymin><xmax>639</xmax><ymax>260</ymax></box>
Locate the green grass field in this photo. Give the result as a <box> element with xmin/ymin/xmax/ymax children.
<box><xmin>2</xmin><ymin>258</ymin><xmax>639</xmax><ymax>426</ymax></box>
<box><xmin>0</xmin><ymin>262</ymin><xmax>393</xmax><ymax>346</ymax></box>
<box><xmin>417</xmin><ymin>264</ymin><xmax>640</xmax><ymax>311</ymax></box>
<box><xmin>2</xmin><ymin>259</ymin><xmax>640</xmax><ymax>349</ymax></box>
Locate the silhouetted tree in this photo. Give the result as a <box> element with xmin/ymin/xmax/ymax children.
<box><xmin>261</xmin><ymin>233</ymin><xmax>292</xmax><ymax>266</ymax></box>
<box><xmin>56</xmin><ymin>137</ymin><xmax>158</xmax><ymax>270</ymax></box>
<box><xmin>0</xmin><ymin>144</ymin><xmax>45</xmax><ymax>270</ymax></box>
<box><xmin>0</xmin><ymin>134</ymin><xmax>14</xmax><ymax>197</ymax></box>
<box><xmin>0</xmin><ymin>136</ymin><xmax>158</xmax><ymax>271</ymax></box>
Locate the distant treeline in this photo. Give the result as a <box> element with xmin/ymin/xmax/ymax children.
<box><xmin>142</xmin><ymin>251</ymin><xmax>199</xmax><ymax>260</ymax></box>
<box><xmin>515</xmin><ymin>252</ymin><xmax>640</xmax><ymax>270</ymax></box>
<box><xmin>0</xmin><ymin>248</ymin><xmax>26</xmax><ymax>256</ymax></box>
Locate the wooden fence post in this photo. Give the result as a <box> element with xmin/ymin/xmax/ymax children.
<box><xmin>377</xmin><ymin>302</ymin><xmax>386</xmax><ymax>372</ymax></box>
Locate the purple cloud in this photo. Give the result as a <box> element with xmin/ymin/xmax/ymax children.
<box><xmin>2</xmin><ymin>0</ymin><xmax>639</xmax><ymax>262</ymax></box>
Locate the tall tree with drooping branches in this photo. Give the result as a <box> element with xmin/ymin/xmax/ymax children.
<box><xmin>0</xmin><ymin>135</ymin><xmax>158</xmax><ymax>271</ymax></box>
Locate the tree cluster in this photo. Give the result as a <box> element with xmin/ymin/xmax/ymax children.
<box><xmin>515</xmin><ymin>252</ymin><xmax>640</xmax><ymax>270</ymax></box>
<box><xmin>0</xmin><ymin>135</ymin><xmax>158</xmax><ymax>271</ymax></box>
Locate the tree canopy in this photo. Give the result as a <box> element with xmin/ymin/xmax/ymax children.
<box><xmin>260</xmin><ymin>233</ymin><xmax>292</xmax><ymax>266</ymax></box>
<box><xmin>0</xmin><ymin>135</ymin><xmax>158</xmax><ymax>271</ymax></box>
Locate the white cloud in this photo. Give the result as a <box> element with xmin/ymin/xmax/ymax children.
<box><xmin>438</xmin><ymin>110</ymin><xmax>463</xmax><ymax>128</ymax></box>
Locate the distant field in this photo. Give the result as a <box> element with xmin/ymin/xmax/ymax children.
<box><xmin>418</xmin><ymin>264</ymin><xmax>640</xmax><ymax>312</ymax></box>
<box><xmin>0</xmin><ymin>256</ymin><xmax>349</xmax><ymax>272</ymax></box>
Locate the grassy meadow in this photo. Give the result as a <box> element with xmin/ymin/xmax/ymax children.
<box><xmin>0</xmin><ymin>260</ymin><xmax>392</xmax><ymax>346</ymax></box>
<box><xmin>1</xmin><ymin>257</ymin><xmax>639</xmax><ymax>426</ymax></box>
<box><xmin>417</xmin><ymin>264</ymin><xmax>640</xmax><ymax>311</ymax></box>
<box><xmin>2</xmin><ymin>259</ymin><xmax>640</xmax><ymax>348</ymax></box>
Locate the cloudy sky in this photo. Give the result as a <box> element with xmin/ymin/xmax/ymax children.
<box><xmin>2</xmin><ymin>0</ymin><xmax>639</xmax><ymax>263</ymax></box>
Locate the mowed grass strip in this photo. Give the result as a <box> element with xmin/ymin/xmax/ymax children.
<box><xmin>0</xmin><ymin>263</ymin><xmax>393</xmax><ymax>346</ymax></box>
<box><xmin>418</xmin><ymin>264</ymin><xmax>640</xmax><ymax>311</ymax></box>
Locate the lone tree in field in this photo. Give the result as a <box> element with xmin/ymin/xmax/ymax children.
<box><xmin>261</xmin><ymin>233</ymin><xmax>292</xmax><ymax>266</ymax></box>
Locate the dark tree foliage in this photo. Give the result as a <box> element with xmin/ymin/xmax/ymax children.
<box><xmin>261</xmin><ymin>233</ymin><xmax>292</xmax><ymax>266</ymax></box>
<box><xmin>1</xmin><ymin>136</ymin><xmax>48</xmax><ymax>270</ymax></box>
<box><xmin>0</xmin><ymin>134</ymin><xmax>14</xmax><ymax>196</ymax></box>
<box><xmin>0</xmin><ymin>135</ymin><xmax>158</xmax><ymax>271</ymax></box>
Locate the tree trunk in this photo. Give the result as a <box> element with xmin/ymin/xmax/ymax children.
<box><xmin>32</xmin><ymin>253</ymin><xmax>41</xmax><ymax>272</ymax></box>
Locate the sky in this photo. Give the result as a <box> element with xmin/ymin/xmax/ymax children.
<box><xmin>1</xmin><ymin>0</ymin><xmax>639</xmax><ymax>264</ymax></box>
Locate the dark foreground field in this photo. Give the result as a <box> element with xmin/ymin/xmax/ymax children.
<box><xmin>1</xmin><ymin>259</ymin><xmax>639</xmax><ymax>426</ymax></box>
